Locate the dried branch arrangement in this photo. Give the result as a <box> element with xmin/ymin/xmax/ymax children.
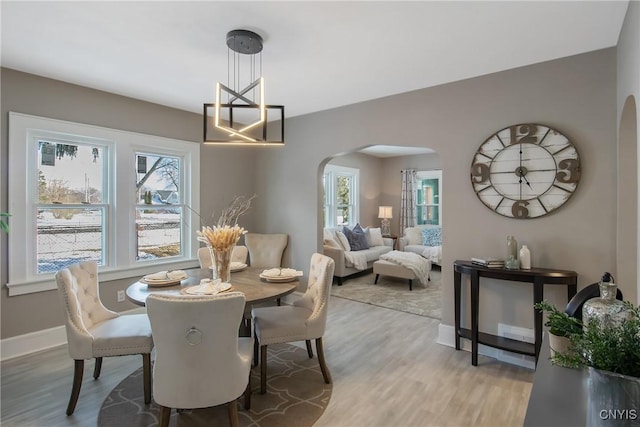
<box><xmin>216</xmin><ymin>194</ymin><xmax>255</xmax><ymax>227</ymax></box>
<box><xmin>196</xmin><ymin>195</ymin><xmax>255</xmax><ymax>251</ymax></box>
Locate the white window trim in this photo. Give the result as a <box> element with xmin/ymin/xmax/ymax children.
<box><xmin>323</xmin><ymin>164</ymin><xmax>359</xmax><ymax>228</ymax></box>
<box><xmin>416</xmin><ymin>169</ymin><xmax>442</xmax><ymax>226</ymax></box>
<box><xmin>6</xmin><ymin>112</ymin><xmax>200</xmax><ymax>296</ymax></box>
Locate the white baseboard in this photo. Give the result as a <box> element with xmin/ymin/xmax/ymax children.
<box><xmin>1</xmin><ymin>307</ymin><xmax>147</xmax><ymax>362</ymax></box>
<box><xmin>437</xmin><ymin>323</ymin><xmax>535</xmax><ymax>370</ymax></box>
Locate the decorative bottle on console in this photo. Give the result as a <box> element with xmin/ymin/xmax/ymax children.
<box><xmin>582</xmin><ymin>272</ymin><xmax>631</xmax><ymax>329</ymax></box>
<box><xmin>519</xmin><ymin>245</ymin><xmax>531</xmax><ymax>269</ymax></box>
<box><xmin>505</xmin><ymin>235</ymin><xmax>519</xmax><ymax>269</ymax></box>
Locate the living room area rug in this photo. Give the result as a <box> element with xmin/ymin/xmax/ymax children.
<box><xmin>331</xmin><ymin>268</ymin><xmax>442</xmax><ymax>319</ymax></box>
<box><xmin>97</xmin><ymin>343</ymin><xmax>331</xmax><ymax>427</ymax></box>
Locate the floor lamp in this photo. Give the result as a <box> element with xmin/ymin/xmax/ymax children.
<box><xmin>378</xmin><ymin>206</ymin><xmax>392</xmax><ymax>236</ymax></box>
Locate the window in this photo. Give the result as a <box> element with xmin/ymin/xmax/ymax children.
<box><xmin>323</xmin><ymin>165</ymin><xmax>359</xmax><ymax>228</ymax></box>
<box><xmin>135</xmin><ymin>153</ymin><xmax>182</xmax><ymax>261</ymax></box>
<box><xmin>416</xmin><ymin>170</ymin><xmax>442</xmax><ymax>226</ymax></box>
<box><xmin>37</xmin><ymin>140</ymin><xmax>106</xmax><ymax>273</ymax></box>
<box><xmin>7</xmin><ymin>113</ymin><xmax>200</xmax><ymax>296</ymax></box>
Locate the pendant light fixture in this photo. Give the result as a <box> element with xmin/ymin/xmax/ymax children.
<box><xmin>203</xmin><ymin>29</ymin><xmax>284</xmax><ymax>145</ymax></box>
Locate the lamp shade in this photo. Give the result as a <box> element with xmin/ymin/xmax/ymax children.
<box><xmin>378</xmin><ymin>206</ymin><xmax>393</xmax><ymax>219</ymax></box>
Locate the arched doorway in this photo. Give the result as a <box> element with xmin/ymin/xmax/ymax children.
<box><xmin>319</xmin><ymin>145</ymin><xmax>444</xmax><ymax>319</ymax></box>
<box><xmin>617</xmin><ymin>95</ymin><xmax>638</xmax><ymax>304</ymax></box>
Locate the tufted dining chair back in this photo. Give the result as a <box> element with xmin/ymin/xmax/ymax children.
<box><xmin>56</xmin><ymin>261</ymin><xmax>153</xmax><ymax>415</ymax></box>
<box><xmin>244</xmin><ymin>233</ymin><xmax>288</xmax><ymax>267</ymax></box>
<box><xmin>251</xmin><ymin>253</ymin><xmax>335</xmax><ymax>393</ymax></box>
<box><xmin>294</xmin><ymin>252</ymin><xmax>335</xmax><ymax>339</ymax></box>
<box><xmin>197</xmin><ymin>245</ymin><xmax>249</xmax><ymax>269</ymax></box>
<box><xmin>146</xmin><ymin>292</ymin><xmax>253</xmax><ymax>426</ymax></box>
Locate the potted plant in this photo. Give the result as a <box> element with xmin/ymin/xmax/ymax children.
<box><xmin>534</xmin><ymin>300</ymin><xmax>583</xmax><ymax>358</ymax></box>
<box><xmin>552</xmin><ymin>301</ymin><xmax>640</xmax><ymax>378</ymax></box>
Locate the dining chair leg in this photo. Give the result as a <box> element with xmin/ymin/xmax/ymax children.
<box><xmin>316</xmin><ymin>337</ymin><xmax>332</xmax><ymax>384</ymax></box>
<box><xmin>253</xmin><ymin>335</ymin><xmax>259</xmax><ymax>367</ymax></box>
<box><xmin>244</xmin><ymin>374</ymin><xmax>251</xmax><ymax>410</ymax></box>
<box><xmin>159</xmin><ymin>406</ymin><xmax>171</xmax><ymax>427</ymax></box>
<box><xmin>260</xmin><ymin>345</ymin><xmax>268</xmax><ymax>394</ymax></box>
<box><xmin>142</xmin><ymin>353</ymin><xmax>152</xmax><ymax>404</ymax></box>
<box><xmin>93</xmin><ymin>357</ymin><xmax>103</xmax><ymax>379</ymax></box>
<box><xmin>66</xmin><ymin>359</ymin><xmax>84</xmax><ymax>415</ymax></box>
<box><xmin>228</xmin><ymin>400</ymin><xmax>239</xmax><ymax>427</ymax></box>
<box><xmin>305</xmin><ymin>340</ymin><xmax>314</xmax><ymax>358</ymax></box>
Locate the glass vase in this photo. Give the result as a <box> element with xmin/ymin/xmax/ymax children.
<box><xmin>208</xmin><ymin>244</ymin><xmax>234</xmax><ymax>283</ymax></box>
<box><xmin>582</xmin><ymin>279</ymin><xmax>631</xmax><ymax>329</ymax></box>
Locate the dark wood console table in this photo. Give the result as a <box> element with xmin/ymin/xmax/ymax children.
<box><xmin>454</xmin><ymin>260</ymin><xmax>577</xmax><ymax>366</ymax></box>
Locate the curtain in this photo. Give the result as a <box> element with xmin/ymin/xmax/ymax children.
<box><xmin>400</xmin><ymin>169</ymin><xmax>417</xmax><ymax>233</ymax></box>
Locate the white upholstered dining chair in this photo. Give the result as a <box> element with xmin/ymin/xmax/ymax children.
<box><xmin>244</xmin><ymin>233</ymin><xmax>288</xmax><ymax>267</ymax></box>
<box><xmin>197</xmin><ymin>245</ymin><xmax>248</xmax><ymax>269</ymax></box>
<box><xmin>251</xmin><ymin>252</ymin><xmax>335</xmax><ymax>394</ymax></box>
<box><xmin>55</xmin><ymin>261</ymin><xmax>153</xmax><ymax>415</ymax></box>
<box><xmin>146</xmin><ymin>292</ymin><xmax>253</xmax><ymax>427</ymax></box>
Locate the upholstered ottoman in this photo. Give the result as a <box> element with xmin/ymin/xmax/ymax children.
<box><xmin>373</xmin><ymin>260</ymin><xmax>416</xmax><ymax>291</ymax></box>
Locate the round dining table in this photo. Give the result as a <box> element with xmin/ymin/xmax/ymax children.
<box><xmin>126</xmin><ymin>266</ymin><xmax>299</xmax><ymax>306</ymax></box>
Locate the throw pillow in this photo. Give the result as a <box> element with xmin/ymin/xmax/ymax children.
<box><xmin>335</xmin><ymin>230</ymin><xmax>351</xmax><ymax>252</ymax></box>
<box><xmin>323</xmin><ymin>228</ymin><xmax>341</xmax><ymax>249</ymax></box>
<box><xmin>343</xmin><ymin>225</ymin><xmax>369</xmax><ymax>251</ymax></box>
<box><xmin>405</xmin><ymin>227</ymin><xmax>423</xmax><ymax>245</ymax></box>
<box><xmin>352</xmin><ymin>223</ymin><xmax>370</xmax><ymax>250</ymax></box>
<box><xmin>368</xmin><ymin>227</ymin><xmax>385</xmax><ymax>246</ymax></box>
<box><xmin>324</xmin><ymin>238</ymin><xmax>341</xmax><ymax>249</ymax></box>
<box><xmin>421</xmin><ymin>227</ymin><xmax>442</xmax><ymax>246</ymax></box>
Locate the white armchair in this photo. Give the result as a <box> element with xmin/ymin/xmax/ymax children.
<box><xmin>251</xmin><ymin>253</ymin><xmax>335</xmax><ymax>394</ymax></box>
<box><xmin>147</xmin><ymin>292</ymin><xmax>253</xmax><ymax>427</ymax></box>
<box><xmin>55</xmin><ymin>261</ymin><xmax>153</xmax><ymax>415</ymax></box>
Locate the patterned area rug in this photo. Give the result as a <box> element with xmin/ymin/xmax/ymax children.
<box><xmin>98</xmin><ymin>343</ymin><xmax>331</xmax><ymax>427</ymax></box>
<box><xmin>331</xmin><ymin>268</ymin><xmax>442</xmax><ymax>319</ymax></box>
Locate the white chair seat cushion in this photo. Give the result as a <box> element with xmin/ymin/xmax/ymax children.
<box><xmin>252</xmin><ymin>306</ymin><xmax>313</xmax><ymax>346</ymax></box>
<box><xmin>89</xmin><ymin>314</ymin><xmax>153</xmax><ymax>357</ymax></box>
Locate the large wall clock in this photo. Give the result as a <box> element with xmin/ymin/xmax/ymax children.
<box><xmin>470</xmin><ymin>123</ymin><xmax>581</xmax><ymax>219</ymax></box>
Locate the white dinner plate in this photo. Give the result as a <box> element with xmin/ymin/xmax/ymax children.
<box><xmin>259</xmin><ymin>274</ymin><xmax>297</xmax><ymax>283</ymax></box>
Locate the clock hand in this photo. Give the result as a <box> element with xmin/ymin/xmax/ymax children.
<box><xmin>519</xmin><ymin>169</ymin><xmax>533</xmax><ymax>190</ymax></box>
<box><xmin>517</xmin><ymin>146</ymin><xmax>533</xmax><ymax>191</ymax></box>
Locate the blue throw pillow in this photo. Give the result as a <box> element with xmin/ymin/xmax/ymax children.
<box><xmin>343</xmin><ymin>224</ymin><xmax>369</xmax><ymax>251</ymax></box>
<box><xmin>421</xmin><ymin>227</ymin><xmax>442</xmax><ymax>246</ymax></box>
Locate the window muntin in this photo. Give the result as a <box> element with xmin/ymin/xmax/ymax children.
<box><xmin>323</xmin><ymin>165</ymin><xmax>359</xmax><ymax>228</ymax></box>
<box><xmin>416</xmin><ymin>170</ymin><xmax>442</xmax><ymax>226</ymax></box>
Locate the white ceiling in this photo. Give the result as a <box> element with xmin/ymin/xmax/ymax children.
<box><xmin>1</xmin><ymin>1</ymin><xmax>629</xmax><ymax>121</ymax></box>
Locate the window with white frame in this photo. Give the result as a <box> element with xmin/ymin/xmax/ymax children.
<box><xmin>416</xmin><ymin>170</ymin><xmax>442</xmax><ymax>226</ymax></box>
<box><xmin>323</xmin><ymin>165</ymin><xmax>359</xmax><ymax>228</ymax></box>
<box><xmin>7</xmin><ymin>113</ymin><xmax>200</xmax><ymax>296</ymax></box>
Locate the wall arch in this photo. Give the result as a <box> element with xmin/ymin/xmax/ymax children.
<box><xmin>617</xmin><ymin>95</ymin><xmax>638</xmax><ymax>304</ymax></box>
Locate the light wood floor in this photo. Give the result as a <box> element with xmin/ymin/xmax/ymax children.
<box><xmin>1</xmin><ymin>296</ymin><xmax>534</xmax><ymax>427</ymax></box>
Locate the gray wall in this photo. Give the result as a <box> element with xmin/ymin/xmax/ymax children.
<box><xmin>0</xmin><ymin>68</ymin><xmax>257</xmax><ymax>338</ymax></box>
<box><xmin>254</xmin><ymin>48</ymin><xmax>618</xmax><ymax>335</ymax></box>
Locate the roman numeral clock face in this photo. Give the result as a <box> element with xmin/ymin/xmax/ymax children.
<box><xmin>470</xmin><ymin>124</ymin><xmax>581</xmax><ymax>219</ymax></box>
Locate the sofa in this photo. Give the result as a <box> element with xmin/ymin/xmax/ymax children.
<box><xmin>323</xmin><ymin>226</ymin><xmax>393</xmax><ymax>285</ymax></box>
<box><xmin>398</xmin><ymin>224</ymin><xmax>442</xmax><ymax>266</ymax></box>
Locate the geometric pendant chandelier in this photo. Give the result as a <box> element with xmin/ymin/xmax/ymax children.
<box><xmin>203</xmin><ymin>29</ymin><xmax>285</xmax><ymax>145</ymax></box>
